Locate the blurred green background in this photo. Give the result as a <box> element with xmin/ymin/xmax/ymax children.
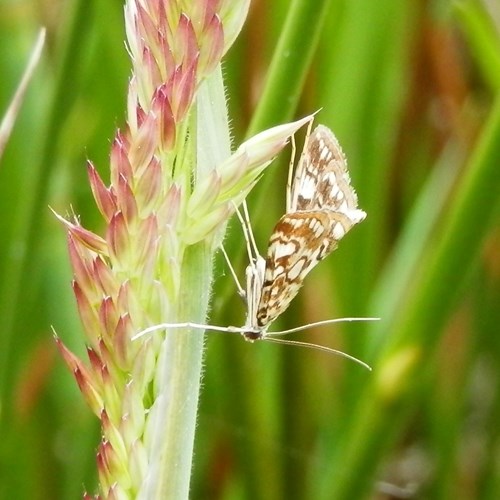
<box><xmin>1</xmin><ymin>0</ymin><xmax>499</xmax><ymax>498</ymax></box>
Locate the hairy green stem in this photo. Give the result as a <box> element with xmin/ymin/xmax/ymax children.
<box><xmin>145</xmin><ymin>243</ymin><xmax>211</xmax><ymax>498</ymax></box>
<box><xmin>146</xmin><ymin>67</ymin><xmax>231</xmax><ymax>499</ymax></box>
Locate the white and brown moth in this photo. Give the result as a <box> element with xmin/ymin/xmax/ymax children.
<box><xmin>135</xmin><ymin>122</ymin><xmax>375</xmax><ymax>367</ymax></box>
<box><xmin>245</xmin><ymin>123</ymin><xmax>367</xmax><ymax>337</ymax></box>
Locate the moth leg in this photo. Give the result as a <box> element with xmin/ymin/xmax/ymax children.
<box><xmin>219</xmin><ymin>243</ymin><xmax>246</xmax><ymax>300</ymax></box>
<box><xmin>233</xmin><ymin>201</ymin><xmax>260</xmax><ymax>265</ymax></box>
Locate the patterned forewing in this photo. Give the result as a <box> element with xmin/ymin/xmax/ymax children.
<box><xmin>290</xmin><ymin>125</ymin><xmax>360</xmax><ymax>213</ymax></box>
<box><xmin>256</xmin><ymin>211</ymin><xmax>338</xmax><ymax>328</ymax></box>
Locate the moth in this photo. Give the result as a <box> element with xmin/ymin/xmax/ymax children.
<box><xmin>246</xmin><ymin>122</ymin><xmax>367</xmax><ymax>336</ymax></box>
<box><xmin>135</xmin><ymin>122</ymin><xmax>375</xmax><ymax>368</ymax></box>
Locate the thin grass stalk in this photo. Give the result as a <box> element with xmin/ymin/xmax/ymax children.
<box><xmin>321</xmin><ymin>93</ymin><xmax>500</xmax><ymax>499</ymax></box>
<box><xmin>426</xmin><ymin>312</ymin><xmax>475</xmax><ymax>499</ymax></box>
<box><xmin>477</xmin><ymin>362</ymin><xmax>500</xmax><ymax>497</ymax></box>
<box><xmin>476</xmin><ymin>271</ymin><xmax>500</xmax><ymax>496</ymax></box>
<box><xmin>366</xmin><ymin>141</ymin><xmax>465</xmax><ymax>354</ymax></box>
<box><xmin>246</xmin><ymin>0</ymin><xmax>333</xmax><ymax>137</ymax></box>
<box><xmin>321</xmin><ymin>0</ymin><xmax>416</xmax><ymax>312</ymax></box>
<box><xmin>242</xmin><ymin>0</ymin><xmax>335</xmax><ymax>253</ymax></box>
<box><xmin>454</xmin><ymin>1</ymin><xmax>500</xmax><ymax>91</ymax></box>
<box><xmin>0</xmin><ymin>0</ymin><xmax>92</xmax><ymax>418</ymax></box>
<box><xmin>381</xmin><ymin>96</ymin><xmax>500</xmax><ymax>353</ymax></box>
<box><xmin>318</xmin><ymin>0</ymin><xmax>416</xmax><ymax>418</ymax></box>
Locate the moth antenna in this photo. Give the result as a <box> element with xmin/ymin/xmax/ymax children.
<box><xmin>266</xmin><ymin>317</ymin><xmax>380</xmax><ymax>336</ymax></box>
<box><xmin>263</xmin><ymin>337</ymin><xmax>371</xmax><ymax>370</ymax></box>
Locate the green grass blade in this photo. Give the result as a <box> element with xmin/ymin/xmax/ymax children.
<box><xmin>321</xmin><ymin>92</ymin><xmax>500</xmax><ymax>499</ymax></box>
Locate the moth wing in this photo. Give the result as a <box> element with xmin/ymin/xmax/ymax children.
<box><xmin>256</xmin><ymin>211</ymin><xmax>332</xmax><ymax>328</ymax></box>
<box><xmin>291</xmin><ymin>125</ymin><xmax>363</xmax><ymax>214</ymax></box>
<box><xmin>256</xmin><ymin>207</ymin><xmax>367</xmax><ymax>328</ymax></box>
